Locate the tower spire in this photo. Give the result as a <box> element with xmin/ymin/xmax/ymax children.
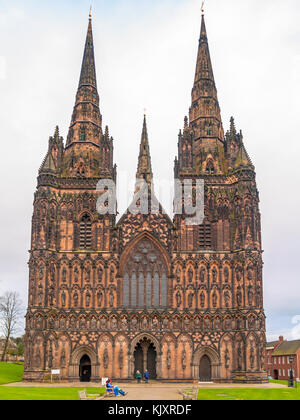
<box><xmin>79</xmin><ymin>12</ymin><xmax>97</xmax><ymax>89</ymax></box>
<box><xmin>189</xmin><ymin>11</ymin><xmax>224</xmax><ymax>143</ymax></box>
<box><xmin>66</xmin><ymin>14</ymin><xmax>103</xmax><ymax>147</ymax></box>
<box><xmin>136</xmin><ymin>114</ymin><xmax>153</xmax><ymax>188</ymax></box>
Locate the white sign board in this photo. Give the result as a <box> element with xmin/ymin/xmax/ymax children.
<box><xmin>51</xmin><ymin>369</ymin><xmax>60</xmax><ymax>375</ymax></box>
<box><xmin>102</xmin><ymin>377</ymin><xmax>109</xmax><ymax>386</ymax></box>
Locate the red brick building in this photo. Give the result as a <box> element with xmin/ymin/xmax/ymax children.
<box><xmin>23</xmin><ymin>10</ymin><xmax>267</xmax><ymax>383</ymax></box>
<box><xmin>266</xmin><ymin>337</ymin><xmax>300</xmax><ymax>381</ymax></box>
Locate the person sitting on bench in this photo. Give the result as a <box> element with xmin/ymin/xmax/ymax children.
<box><xmin>106</xmin><ymin>379</ymin><xmax>114</xmax><ymax>394</ymax></box>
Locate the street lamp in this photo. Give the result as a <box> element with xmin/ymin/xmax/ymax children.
<box><xmin>288</xmin><ymin>356</ymin><xmax>294</xmax><ymax>388</ymax></box>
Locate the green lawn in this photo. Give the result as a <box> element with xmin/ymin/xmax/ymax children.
<box><xmin>1</xmin><ymin>363</ymin><xmax>299</xmax><ymax>400</ymax></box>
<box><xmin>0</xmin><ymin>363</ymin><xmax>24</xmax><ymax>385</ymax></box>
<box><xmin>0</xmin><ymin>387</ymin><xmax>106</xmax><ymax>400</ymax></box>
<box><xmin>0</xmin><ymin>363</ymin><xmax>105</xmax><ymax>400</ymax></box>
<box><xmin>197</xmin><ymin>388</ymin><xmax>300</xmax><ymax>401</ymax></box>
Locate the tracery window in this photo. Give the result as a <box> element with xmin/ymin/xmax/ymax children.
<box><xmin>123</xmin><ymin>239</ymin><xmax>167</xmax><ymax>309</ymax></box>
<box><xmin>199</xmin><ymin>221</ymin><xmax>212</xmax><ymax>249</ymax></box>
<box><xmin>79</xmin><ymin>214</ymin><xmax>92</xmax><ymax>250</ymax></box>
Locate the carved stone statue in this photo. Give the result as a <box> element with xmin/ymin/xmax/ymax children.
<box><xmin>97</xmin><ymin>290</ymin><xmax>103</xmax><ymax>307</ymax></box>
<box><xmin>194</xmin><ymin>317</ymin><xmax>200</xmax><ymax>328</ymax></box>
<box><xmin>215</xmin><ymin>317</ymin><xmax>221</xmax><ymax>330</ymax></box>
<box><xmin>237</xmin><ymin>343</ymin><xmax>243</xmax><ymax>371</ymax></box>
<box><xmin>48</xmin><ymin>286</ymin><xmax>55</xmax><ymax>306</ymax></box>
<box><xmin>184</xmin><ymin>317</ymin><xmax>190</xmax><ymax>329</ymax></box>
<box><xmin>109</xmin><ymin>291</ymin><xmax>114</xmax><ymax>307</ymax></box>
<box><xmin>200</xmin><ymin>268</ymin><xmax>205</xmax><ymax>283</ymax></box>
<box><xmin>110</xmin><ymin>266</ymin><xmax>115</xmax><ymax>282</ymax></box>
<box><xmin>119</xmin><ymin>347</ymin><xmax>124</xmax><ymax>370</ymax></box>
<box><xmin>50</xmin><ymin>264</ymin><xmax>55</xmax><ymax>283</ymax></box>
<box><xmin>212</xmin><ymin>267</ymin><xmax>218</xmax><ymax>283</ymax></box>
<box><xmin>101</xmin><ymin>317</ymin><xmax>107</xmax><ymax>329</ymax></box>
<box><xmin>182</xmin><ymin>349</ymin><xmax>187</xmax><ymax>370</ymax></box>
<box><xmin>121</xmin><ymin>317</ymin><xmax>128</xmax><ymax>330</ymax></box>
<box><xmin>224</xmin><ymin>348</ymin><xmax>230</xmax><ymax>369</ymax></box>
<box><xmin>85</xmin><ymin>266</ymin><xmax>91</xmax><ymax>283</ymax></box>
<box><xmin>86</xmin><ymin>291</ymin><xmax>91</xmax><ymax>307</ymax></box>
<box><xmin>74</xmin><ymin>266</ymin><xmax>79</xmax><ymax>283</ymax></box>
<box><xmin>224</xmin><ymin>290</ymin><xmax>230</xmax><ymax>308</ymax></box>
<box><xmin>98</xmin><ymin>266</ymin><xmax>103</xmax><ymax>282</ymax></box>
<box><xmin>61</xmin><ymin>291</ymin><xmax>66</xmax><ymax>307</ymax></box>
<box><xmin>250</xmin><ymin>346</ymin><xmax>255</xmax><ymax>370</ymax></box>
<box><xmin>188</xmin><ymin>292</ymin><xmax>194</xmax><ymax>308</ymax></box>
<box><xmin>38</xmin><ymin>283</ymin><xmax>43</xmax><ymax>306</ymax></box>
<box><xmin>212</xmin><ymin>292</ymin><xmax>218</xmax><ymax>308</ymax></box>
<box><xmin>163</xmin><ymin>317</ymin><xmax>169</xmax><ymax>329</ymax></box>
<box><xmin>73</xmin><ymin>292</ymin><xmax>79</xmax><ymax>307</ymax></box>
<box><xmin>188</xmin><ymin>267</ymin><xmax>193</xmax><ymax>283</ymax></box>
<box><xmin>35</xmin><ymin>347</ymin><xmax>41</xmax><ymax>368</ymax></box>
<box><xmin>62</xmin><ymin>267</ymin><xmax>67</xmax><ymax>283</ymax></box>
<box><xmin>60</xmin><ymin>347</ymin><xmax>66</xmax><ymax>368</ymax></box>
<box><xmin>39</xmin><ymin>264</ymin><xmax>44</xmax><ymax>281</ymax></box>
<box><xmin>236</xmin><ymin>286</ymin><xmax>242</xmax><ymax>307</ymax></box>
<box><xmin>141</xmin><ymin>317</ymin><xmax>147</xmax><ymax>330</ymax></box>
<box><xmin>167</xmin><ymin>349</ymin><xmax>171</xmax><ymax>370</ymax></box>
<box><xmin>176</xmin><ymin>268</ymin><xmax>181</xmax><ymax>283</ymax></box>
<box><xmin>103</xmin><ymin>348</ymin><xmax>109</xmax><ymax>369</ymax></box>
<box><xmin>248</xmin><ymin>285</ymin><xmax>254</xmax><ymax>307</ymax></box>
<box><xmin>176</xmin><ymin>292</ymin><xmax>182</xmax><ymax>308</ymax></box>
<box><xmin>224</xmin><ymin>267</ymin><xmax>229</xmax><ymax>283</ymax></box>
<box><xmin>48</xmin><ymin>342</ymin><xmax>53</xmax><ymax>369</ymax></box>
<box><xmin>200</xmin><ymin>292</ymin><xmax>205</xmax><ymax>308</ymax></box>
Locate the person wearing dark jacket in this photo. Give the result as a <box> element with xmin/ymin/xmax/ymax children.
<box><xmin>136</xmin><ymin>370</ymin><xmax>142</xmax><ymax>383</ymax></box>
<box><xmin>144</xmin><ymin>370</ymin><xmax>149</xmax><ymax>384</ymax></box>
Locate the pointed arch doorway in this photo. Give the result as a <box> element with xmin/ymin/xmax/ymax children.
<box><xmin>134</xmin><ymin>338</ymin><xmax>157</xmax><ymax>380</ymax></box>
<box><xmin>199</xmin><ymin>355</ymin><xmax>212</xmax><ymax>382</ymax></box>
<box><xmin>79</xmin><ymin>355</ymin><xmax>91</xmax><ymax>382</ymax></box>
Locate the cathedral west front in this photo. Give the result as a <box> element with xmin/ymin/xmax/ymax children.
<box><xmin>23</xmin><ymin>9</ymin><xmax>268</xmax><ymax>383</ymax></box>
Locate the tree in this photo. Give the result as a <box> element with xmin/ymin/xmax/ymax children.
<box><xmin>0</xmin><ymin>292</ymin><xmax>23</xmax><ymax>362</ymax></box>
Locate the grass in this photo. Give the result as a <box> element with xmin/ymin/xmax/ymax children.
<box><xmin>0</xmin><ymin>363</ymin><xmax>299</xmax><ymax>400</ymax></box>
<box><xmin>0</xmin><ymin>387</ymin><xmax>106</xmax><ymax>401</ymax></box>
<box><xmin>197</xmin><ymin>388</ymin><xmax>300</xmax><ymax>400</ymax></box>
<box><xmin>0</xmin><ymin>363</ymin><xmax>105</xmax><ymax>400</ymax></box>
<box><xmin>0</xmin><ymin>363</ymin><xmax>24</xmax><ymax>385</ymax></box>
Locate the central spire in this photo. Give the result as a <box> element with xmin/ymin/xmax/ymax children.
<box><xmin>136</xmin><ymin>114</ymin><xmax>153</xmax><ymax>189</ymax></box>
<box><xmin>66</xmin><ymin>13</ymin><xmax>103</xmax><ymax>147</ymax></box>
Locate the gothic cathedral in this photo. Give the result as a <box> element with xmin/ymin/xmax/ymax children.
<box><xmin>24</xmin><ymin>11</ymin><xmax>268</xmax><ymax>383</ymax></box>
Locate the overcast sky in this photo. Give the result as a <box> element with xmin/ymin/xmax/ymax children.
<box><xmin>0</xmin><ymin>0</ymin><xmax>299</xmax><ymax>341</ymax></box>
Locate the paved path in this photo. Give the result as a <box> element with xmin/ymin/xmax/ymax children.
<box><xmin>2</xmin><ymin>381</ymin><xmax>286</xmax><ymax>401</ymax></box>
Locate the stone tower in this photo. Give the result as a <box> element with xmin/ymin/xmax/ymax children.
<box><xmin>24</xmin><ymin>10</ymin><xmax>267</xmax><ymax>383</ymax></box>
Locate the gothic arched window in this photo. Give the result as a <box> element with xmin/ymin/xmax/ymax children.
<box><xmin>79</xmin><ymin>214</ymin><xmax>92</xmax><ymax>250</ymax></box>
<box><xmin>199</xmin><ymin>221</ymin><xmax>212</xmax><ymax>249</ymax></box>
<box><xmin>79</xmin><ymin>125</ymin><xmax>86</xmax><ymax>142</ymax></box>
<box><xmin>123</xmin><ymin>239</ymin><xmax>168</xmax><ymax>309</ymax></box>
<box><xmin>206</xmin><ymin>160</ymin><xmax>215</xmax><ymax>174</ymax></box>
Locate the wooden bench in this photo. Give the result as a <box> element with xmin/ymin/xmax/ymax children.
<box><xmin>178</xmin><ymin>386</ymin><xmax>198</xmax><ymax>401</ymax></box>
<box><xmin>78</xmin><ymin>389</ymin><xmax>102</xmax><ymax>401</ymax></box>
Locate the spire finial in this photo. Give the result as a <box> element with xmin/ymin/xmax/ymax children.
<box><xmin>89</xmin><ymin>5</ymin><xmax>92</xmax><ymax>20</ymax></box>
<box><xmin>201</xmin><ymin>1</ymin><xmax>205</xmax><ymax>16</ymax></box>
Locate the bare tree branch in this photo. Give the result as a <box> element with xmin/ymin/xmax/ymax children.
<box><xmin>0</xmin><ymin>292</ymin><xmax>23</xmax><ymax>362</ymax></box>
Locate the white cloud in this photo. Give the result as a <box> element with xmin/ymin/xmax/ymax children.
<box><xmin>0</xmin><ymin>56</ymin><xmax>6</xmax><ymax>79</ymax></box>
